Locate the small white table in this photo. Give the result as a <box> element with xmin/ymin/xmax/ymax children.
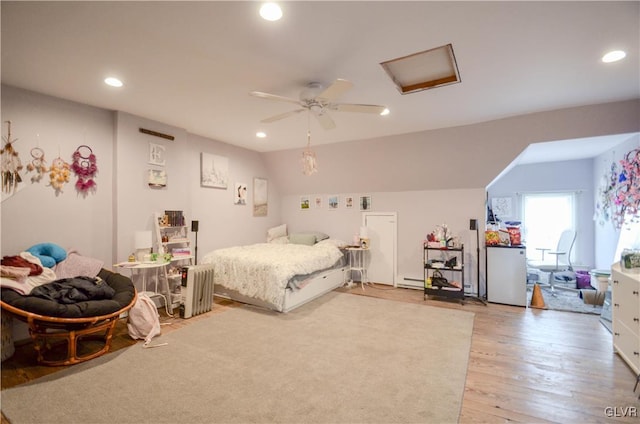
<box><xmin>346</xmin><ymin>247</ymin><xmax>370</xmax><ymax>290</ymax></box>
<box><xmin>115</xmin><ymin>261</ymin><xmax>173</xmax><ymax>316</ymax></box>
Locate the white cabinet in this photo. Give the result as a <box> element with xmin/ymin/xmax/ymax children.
<box><xmin>611</xmin><ymin>264</ymin><xmax>640</xmax><ymax>383</ymax></box>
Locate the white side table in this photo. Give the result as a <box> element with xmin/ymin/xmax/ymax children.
<box><xmin>346</xmin><ymin>247</ymin><xmax>369</xmax><ymax>290</ymax></box>
<box><xmin>115</xmin><ymin>261</ymin><xmax>173</xmax><ymax>316</ymax></box>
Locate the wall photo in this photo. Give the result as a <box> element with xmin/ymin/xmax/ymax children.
<box><xmin>201</xmin><ymin>153</ymin><xmax>229</xmax><ymax>189</ymax></box>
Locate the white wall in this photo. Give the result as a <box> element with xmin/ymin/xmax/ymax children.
<box><xmin>281</xmin><ymin>189</ymin><xmax>486</xmax><ymax>294</ymax></box>
<box><xmin>1</xmin><ymin>85</ymin><xmax>115</xmax><ymax>264</ymax></box>
<box><xmin>1</xmin><ymin>86</ymin><xmax>280</xmax><ymax>267</ymax></box>
<box><xmin>487</xmin><ymin>159</ymin><xmax>595</xmax><ymax>269</ymax></box>
<box><xmin>593</xmin><ymin>134</ymin><xmax>640</xmax><ymax>268</ymax></box>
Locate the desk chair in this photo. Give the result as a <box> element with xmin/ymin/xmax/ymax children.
<box><xmin>528</xmin><ymin>230</ymin><xmax>576</xmax><ymax>296</ymax></box>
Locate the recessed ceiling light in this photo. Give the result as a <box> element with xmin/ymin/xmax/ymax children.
<box><xmin>256</xmin><ymin>131</ymin><xmax>267</xmax><ymax>138</ymax></box>
<box><xmin>602</xmin><ymin>50</ymin><xmax>626</xmax><ymax>63</ymax></box>
<box><xmin>380</xmin><ymin>108</ymin><xmax>390</xmax><ymax>116</ymax></box>
<box><xmin>104</xmin><ymin>77</ymin><xmax>123</xmax><ymax>87</ymax></box>
<box><xmin>260</xmin><ymin>3</ymin><xmax>282</xmax><ymax>21</ymax></box>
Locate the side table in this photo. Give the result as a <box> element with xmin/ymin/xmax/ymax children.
<box><xmin>346</xmin><ymin>246</ymin><xmax>370</xmax><ymax>290</ymax></box>
<box><xmin>115</xmin><ymin>261</ymin><xmax>173</xmax><ymax>316</ymax></box>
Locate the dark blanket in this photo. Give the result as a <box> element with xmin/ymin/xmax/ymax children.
<box><xmin>30</xmin><ymin>276</ymin><xmax>116</xmax><ymax>304</ymax></box>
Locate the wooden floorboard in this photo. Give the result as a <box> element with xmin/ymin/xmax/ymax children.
<box><xmin>2</xmin><ymin>286</ymin><xmax>639</xmax><ymax>423</ymax></box>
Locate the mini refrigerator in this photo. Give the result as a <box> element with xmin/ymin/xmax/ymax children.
<box><xmin>486</xmin><ymin>245</ymin><xmax>527</xmax><ymax>307</ymax></box>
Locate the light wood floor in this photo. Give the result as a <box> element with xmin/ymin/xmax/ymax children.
<box><xmin>2</xmin><ymin>286</ymin><xmax>639</xmax><ymax>423</ymax></box>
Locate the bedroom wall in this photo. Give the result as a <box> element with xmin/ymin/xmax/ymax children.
<box><xmin>113</xmin><ymin>113</ymin><xmax>279</xmax><ymax>264</ymax></box>
<box><xmin>593</xmin><ymin>133</ymin><xmax>640</xmax><ymax>268</ymax></box>
<box><xmin>486</xmin><ymin>159</ymin><xmax>595</xmax><ymax>269</ymax></box>
<box><xmin>0</xmin><ymin>85</ymin><xmax>116</xmax><ymax>263</ymax></box>
<box><xmin>1</xmin><ymin>86</ymin><xmax>280</xmax><ymax>267</ymax></box>
<box><xmin>265</xmin><ymin>99</ymin><xmax>640</xmax><ymax>291</ymax></box>
<box><xmin>281</xmin><ymin>188</ymin><xmax>486</xmax><ymax>293</ymax></box>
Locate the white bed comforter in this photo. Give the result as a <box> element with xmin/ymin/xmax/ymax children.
<box><xmin>201</xmin><ymin>243</ymin><xmax>343</xmax><ymax>309</ymax></box>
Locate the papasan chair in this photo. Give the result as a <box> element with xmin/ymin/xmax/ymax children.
<box><xmin>1</xmin><ymin>268</ymin><xmax>136</xmax><ymax>366</ymax></box>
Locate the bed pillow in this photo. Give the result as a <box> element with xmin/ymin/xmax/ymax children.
<box><xmin>270</xmin><ymin>236</ymin><xmax>289</xmax><ymax>244</ymax></box>
<box><xmin>267</xmin><ymin>224</ymin><xmax>287</xmax><ymax>242</ymax></box>
<box><xmin>316</xmin><ymin>238</ymin><xmax>349</xmax><ymax>248</ymax></box>
<box><xmin>302</xmin><ymin>231</ymin><xmax>330</xmax><ymax>242</ymax></box>
<box><xmin>26</xmin><ymin>243</ymin><xmax>67</xmax><ymax>268</ymax></box>
<box><xmin>289</xmin><ymin>233</ymin><xmax>317</xmax><ymax>246</ymax></box>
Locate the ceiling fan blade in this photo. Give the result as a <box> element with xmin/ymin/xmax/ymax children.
<box><xmin>260</xmin><ymin>108</ymin><xmax>306</xmax><ymax>123</ymax></box>
<box><xmin>333</xmin><ymin>103</ymin><xmax>387</xmax><ymax>114</ymax></box>
<box><xmin>317</xmin><ymin>79</ymin><xmax>353</xmax><ymax>102</ymax></box>
<box><xmin>313</xmin><ymin>110</ymin><xmax>336</xmax><ymax>130</ymax></box>
<box><xmin>250</xmin><ymin>91</ymin><xmax>302</xmax><ymax>106</ymax></box>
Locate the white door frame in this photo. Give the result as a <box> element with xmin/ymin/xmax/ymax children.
<box><xmin>362</xmin><ymin>212</ymin><xmax>398</xmax><ymax>287</ymax></box>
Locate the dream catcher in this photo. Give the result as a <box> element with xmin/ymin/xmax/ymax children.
<box><xmin>71</xmin><ymin>144</ymin><xmax>98</xmax><ymax>194</ymax></box>
<box><xmin>1</xmin><ymin>121</ymin><xmax>23</xmax><ymax>194</ymax></box>
<box><xmin>26</xmin><ymin>147</ymin><xmax>48</xmax><ymax>183</ymax></box>
<box><xmin>48</xmin><ymin>156</ymin><xmax>70</xmax><ymax>194</ymax></box>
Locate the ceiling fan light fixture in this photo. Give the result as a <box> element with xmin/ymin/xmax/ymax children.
<box><xmin>259</xmin><ymin>3</ymin><xmax>282</xmax><ymax>21</ymax></box>
<box><xmin>256</xmin><ymin>131</ymin><xmax>267</xmax><ymax>138</ymax></box>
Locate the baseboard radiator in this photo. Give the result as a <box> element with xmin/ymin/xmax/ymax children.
<box><xmin>180</xmin><ymin>265</ymin><xmax>215</xmax><ymax>318</ymax></box>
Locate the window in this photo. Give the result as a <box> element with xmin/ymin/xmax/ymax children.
<box><xmin>521</xmin><ymin>192</ymin><xmax>576</xmax><ymax>262</ymax></box>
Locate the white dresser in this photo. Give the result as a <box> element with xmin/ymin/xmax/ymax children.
<box><xmin>611</xmin><ymin>263</ymin><xmax>640</xmax><ymax>390</ymax></box>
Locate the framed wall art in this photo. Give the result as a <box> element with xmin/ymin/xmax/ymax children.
<box><xmin>328</xmin><ymin>195</ymin><xmax>339</xmax><ymax>210</ymax></box>
<box><xmin>201</xmin><ymin>153</ymin><xmax>229</xmax><ymax>189</ymax></box>
<box><xmin>234</xmin><ymin>182</ymin><xmax>247</xmax><ymax>205</ymax></box>
<box><xmin>344</xmin><ymin>195</ymin><xmax>355</xmax><ymax>209</ymax></box>
<box><xmin>300</xmin><ymin>195</ymin><xmax>310</xmax><ymax>210</ymax></box>
<box><xmin>360</xmin><ymin>196</ymin><xmax>372</xmax><ymax>211</ymax></box>
<box><xmin>149</xmin><ymin>143</ymin><xmax>166</xmax><ymax>166</ymax></box>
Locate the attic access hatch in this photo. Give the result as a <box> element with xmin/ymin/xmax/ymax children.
<box><xmin>381</xmin><ymin>43</ymin><xmax>461</xmax><ymax>94</ymax></box>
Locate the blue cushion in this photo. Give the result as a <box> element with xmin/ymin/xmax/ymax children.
<box><xmin>26</xmin><ymin>243</ymin><xmax>67</xmax><ymax>268</ymax></box>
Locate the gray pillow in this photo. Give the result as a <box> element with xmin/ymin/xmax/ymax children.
<box><xmin>289</xmin><ymin>233</ymin><xmax>317</xmax><ymax>246</ymax></box>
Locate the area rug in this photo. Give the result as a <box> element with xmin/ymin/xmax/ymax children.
<box><xmin>527</xmin><ymin>285</ymin><xmax>603</xmax><ymax>315</ymax></box>
<box><xmin>1</xmin><ymin>291</ymin><xmax>474</xmax><ymax>424</ymax></box>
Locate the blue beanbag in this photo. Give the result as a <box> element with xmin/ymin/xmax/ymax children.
<box><xmin>26</xmin><ymin>243</ymin><xmax>67</xmax><ymax>268</ymax></box>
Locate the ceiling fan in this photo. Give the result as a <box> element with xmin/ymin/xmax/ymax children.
<box><xmin>249</xmin><ymin>79</ymin><xmax>388</xmax><ymax>130</ymax></box>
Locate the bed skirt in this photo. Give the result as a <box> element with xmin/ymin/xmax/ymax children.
<box><xmin>214</xmin><ymin>264</ymin><xmax>348</xmax><ymax>313</ymax></box>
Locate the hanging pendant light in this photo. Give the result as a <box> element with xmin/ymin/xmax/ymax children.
<box><xmin>301</xmin><ymin>111</ymin><xmax>318</xmax><ymax>176</ymax></box>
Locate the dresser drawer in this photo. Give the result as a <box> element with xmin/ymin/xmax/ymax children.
<box><xmin>613</xmin><ymin>319</ymin><xmax>640</xmax><ymax>374</ymax></box>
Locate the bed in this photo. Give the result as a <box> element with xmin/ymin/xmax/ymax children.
<box><xmin>201</xmin><ymin>238</ymin><xmax>348</xmax><ymax>312</ymax></box>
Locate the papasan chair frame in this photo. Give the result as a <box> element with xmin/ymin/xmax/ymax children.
<box><xmin>1</xmin><ymin>269</ymin><xmax>137</xmax><ymax>366</ymax></box>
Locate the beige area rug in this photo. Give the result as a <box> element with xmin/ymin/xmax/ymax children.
<box><xmin>1</xmin><ymin>292</ymin><xmax>474</xmax><ymax>424</ymax></box>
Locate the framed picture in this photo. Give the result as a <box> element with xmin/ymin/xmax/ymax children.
<box><xmin>328</xmin><ymin>195</ymin><xmax>339</xmax><ymax>210</ymax></box>
<box><xmin>314</xmin><ymin>195</ymin><xmax>323</xmax><ymax>209</ymax></box>
<box><xmin>491</xmin><ymin>197</ymin><xmax>513</xmax><ymax>219</ymax></box>
<box><xmin>149</xmin><ymin>143</ymin><xmax>166</xmax><ymax>166</ymax></box>
<box><xmin>253</xmin><ymin>177</ymin><xmax>268</xmax><ymax>217</ymax></box>
<box><xmin>300</xmin><ymin>195</ymin><xmax>310</xmax><ymax>210</ymax></box>
<box><xmin>344</xmin><ymin>195</ymin><xmax>355</xmax><ymax>209</ymax></box>
<box><xmin>201</xmin><ymin>153</ymin><xmax>229</xmax><ymax>189</ymax></box>
<box><xmin>148</xmin><ymin>169</ymin><xmax>167</xmax><ymax>188</ymax></box>
<box><xmin>360</xmin><ymin>196</ymin><xmax>372</xmax><ymax>211</ymax></box>
<box><xmin>234</xmin><ymin>182</ymin><xmax>247</xmax><ymax>205</ymax></box>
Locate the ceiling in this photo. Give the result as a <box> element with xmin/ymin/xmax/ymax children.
<box><xmin>1</xmin><ymin>1</ymin><xmax>638</xmax><ymax>155</ymax></box>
